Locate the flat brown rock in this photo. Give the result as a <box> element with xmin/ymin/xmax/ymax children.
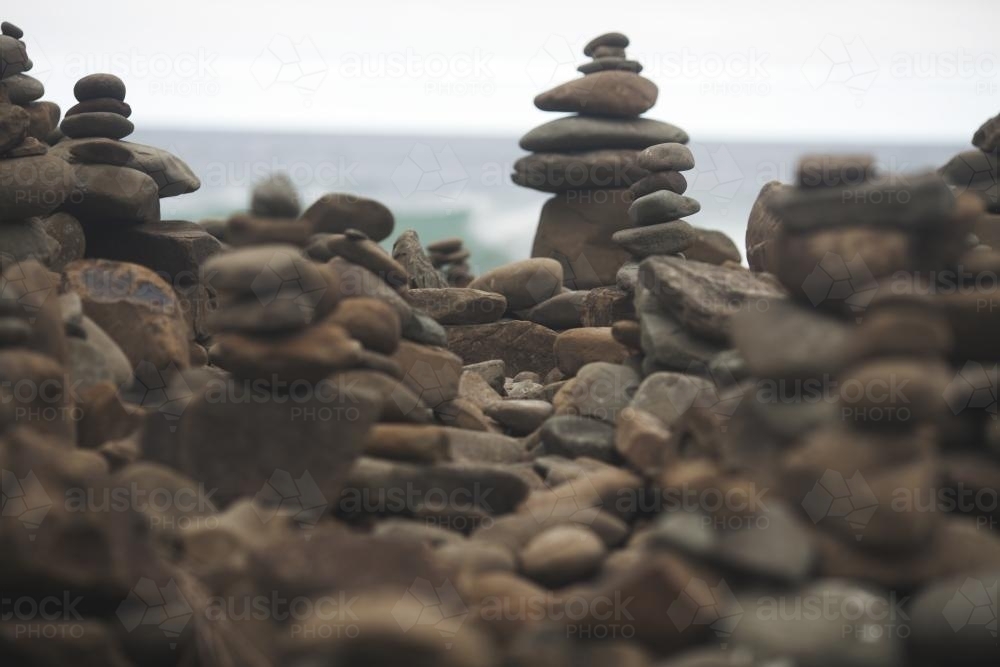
<box><xmin>531</xmin><ymin>190</ymin><xmax>633</xmax><ymax>289</ymax></box>
<box><xmin>406</xmin><ymin>287</ymin><xmax>507</xmax><ymax>325</ymax></box>
<box><xmin>534</xmin><ymin>70</ymin><xmax>657</xmax><ymax>118</ymax></box>
<box><xmin>639</xmin><ymin>256</ymin><xmax>786</xmax><ymax>343</ymax></box>
<box><xmin>446</xmin><ymin>320</ymin><xmax>558</xmax><ymax>377</ymax></box>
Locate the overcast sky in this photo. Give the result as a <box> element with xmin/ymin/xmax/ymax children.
<box><xmin>14</xmin><ymin>0</ymin><xmax>1000</xmax><ymax>141</ymax></box>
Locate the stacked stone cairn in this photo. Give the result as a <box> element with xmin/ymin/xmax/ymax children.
<box><xmin>732</xmin><ymin>151</ymin><xmax>998</xmax><ymax>665</ymax></box>
<box><xmin>0</xmin><ymin>21</ymin><xmax>61</xmax><ymax>144</ymax></box>
<box><xmin>2</xmin><ymin>19</ymin><xmax>999</xmax><ymax>667</ymax></box>
<box><xmin>514</xmin><ymin>32</ymin><xmax>688</xmax><ymax>290</ymax></box>
<box><xmin>1</xmin><ymin>23</ymin><xmax>79</xmax><ymax>270</ymax></box>
<box><xmin>428</xmin><ymin>236</ymin><xmax>474</xmax><ymax>286</ymax></box>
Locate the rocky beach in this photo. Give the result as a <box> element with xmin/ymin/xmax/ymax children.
<box><xmin>2</xmin><ymin>20</ymin><xmax>1000</xmax><ymax>667</ymax></box>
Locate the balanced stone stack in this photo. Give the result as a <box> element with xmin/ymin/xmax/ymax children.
<box><xmin>428</xmin><ymin>236</ymin><xmax>474</xmax><ymax>286</ymax></box>
<box><xmin>515</xmin><ymin>32</ymin><xmax>689</xmax><ymax>290</ymax></box>
<box><xmin>1</xmin><ymin>26</ymin><xmax>80</xmax><ymax>269</ymax></box>
<box><xmin>722</xmin><ymin>155</ymin><xmax>999</xmax><ymax>665</ymax></box>
<box><xmin>222</xmin><ymin>187</ymin><xmax>397</xmax><ymax>249</ymax></box>
<box><xmin>614</xmin><ymin>142</ymin><xmax>700</xmax><ymax>264</ymax></box>
<box><xmin>46</xmin><ymin>73</ymin><xmax>220</xmax><ymax>348</ymax></box>
<box><xmin>0</xmin><ymin>21</ymin><xmax>60</xmax><ymax>143</ymax></box>
<box><xmin>940</xmin><ymin>111</ymin><xmax>1000</xmax><ymax>249</ymax></box>
<box><xmin>49</xmin><ymin>73</ymin><xmax>199</xmax><ymax>228</ymax></box>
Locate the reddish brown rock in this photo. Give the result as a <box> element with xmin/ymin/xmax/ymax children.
<box><xmin>328</xmin><ymin>297</ymin><xmax>401</xmax><ymax>355</ymax></box>
<box><xmin>64</xmin><ymin>259</ymin><xmax>190</xmax><ymax>386</ymax></box>
<box><xmin>83</xmin><ymin>221</ymin><xmax>223</xmax><ymax>339</ymax></box>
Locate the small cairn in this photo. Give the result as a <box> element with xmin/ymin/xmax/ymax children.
<box><xmin>428</xmin><ymin>236</ymin><xmax>474</xmax><ymax>286</ymax></box>
<box><xmin>514</xmin><ymin>32</ymin><xmax>689</xmax><ymax>289</ymax></box>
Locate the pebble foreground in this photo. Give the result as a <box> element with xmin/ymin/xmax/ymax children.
<box><xmin>2</xmin><ymin>24</ymin><xmax>1000</xmax><ymax>667</ymax></box>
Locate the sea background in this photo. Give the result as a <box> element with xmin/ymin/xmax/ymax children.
<box><xmin>137</xmin><ymin>129</ymin><xmax>965</xmax><ymax>272</ymax></box>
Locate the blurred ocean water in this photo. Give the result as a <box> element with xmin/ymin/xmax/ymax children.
<box><xmin>137</xmin><ymin>129</ymin><xmax>965</xmax><ymax>273</ymax></box>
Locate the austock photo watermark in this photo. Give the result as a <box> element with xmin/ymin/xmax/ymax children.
<box><xmin>804</xmin><ymin>468</ymin><xmax>1000</xmax><ymax>538</ymax></box>
<box><xmin>802</xmin><ymin>35</ymin><xmax>998</xmax><ymax>103</ymax></box>
<box><xmin>63</xmin><ymin>47</ymin><xmax>221</xmax><ymax>97</ymax></box>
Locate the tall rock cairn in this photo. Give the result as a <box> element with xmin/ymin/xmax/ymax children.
<box><xmin>513</xmin><ymin>32</ymin><xmax>689</xmax><ymax>289</ymax></box>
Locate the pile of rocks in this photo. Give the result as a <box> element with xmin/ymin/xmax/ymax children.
<box><xmin>3</xmin><ymin>20</ymin><xmax>999</xmax><ymax>667</ymax></box>
<box><xmin>428</xmin><ymin>236</ymin><xmax>474</xmax><ymax>286</ymax></box>
<box><xmin>733</xmin><ymin>152</ymin><xmax>998</xmax><ymax>665</ymax></box>
<box><xmin>47</xmin><ymin>73</ymin><xmax>201</xmax><ymax>229</ymax></box>
<box><xmin>514</xmin><ymin>32</ymin><xmax>689</xmax><ymax>289</ymax></box>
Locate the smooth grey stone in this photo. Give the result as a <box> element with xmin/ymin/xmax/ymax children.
<box><xmin>402</xmin><ymin>310</ymin><xmax>448</xmax><ymax>346</ymax></box>
<box><xmin>578</xmin><ymin>58</ymin><xmax>643</xmax><ymax>74</ymax></box>
<box><xmin>73</xmin><ymin>73</ymin><xmax>126</xmax><ymax>102</ymax></box>
<box><xmin>483</xmin><ymin>399</ymin><xmax>553</xmax><ymax>435</ymax></box>
<box><xmin>638</xmin><ymin>143</ymin><xmax>695</xmax><ymax>172</ymax></box>
<box><xmin>519</xmin><ymin>116</ymin><xmax>689</xmax><ymax>152</ymax></box>
<box><xmin>584</xmin><ymin>32</ymin><xmax>629</xmax><ymax>56</ymax></box>
<box><xmin>60</xmin><ymin>111</ymin><xmax>134</xmax><ymax>140</ymax></box>
<box><xmin>628</xmin><ymin>190</ymin><xmax>702</xmax><ymax>225</ymax></box>
<box><xmin>2</xmin><ymin>73</ymin><xmax>43</xmax><ymax>104</ymax></box>
<box><xmin>613</xmin><ymin>219</ymin><xmax>697</xmax><ymax>257</ymax></box>
<box><xmin>525</xmin><ymin>290</ymin><xmax>587</xmax><ymax>330</ymax></box>
<box><xmin>539</xmin><ymin>415</ymin><xmax>617</xmax><ymax>462</ymax></box>
<box><xmin>636</xmin><ymin>284</ymin><xmax>720</xmax><ymax>370</ymax></box>
<box><xmin>1</xmin><ymin>21</ymin><xmax>24</xmax><ymax>38</ymax></box>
